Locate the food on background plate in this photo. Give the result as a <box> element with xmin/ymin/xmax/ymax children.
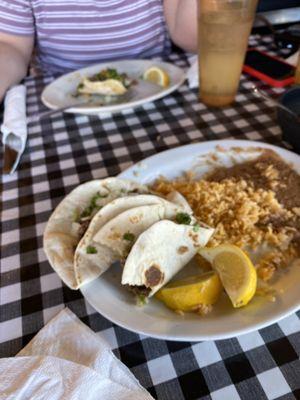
<box><xmin>143</xmin><ymin>66</ymin><xmax>170</xmax><ymax>88</ymax></box>
<box><xmin>77</xmin><ymin>68</ymin><xmax>132</xmax><ymax>96</ymax></box>
<box><xmin>76</xmin><ymin>65</ymin><xmax>170</xmax><ymax>98</ymax></box>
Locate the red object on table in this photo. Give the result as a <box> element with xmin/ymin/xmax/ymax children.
<box><xmin>243</xmin><ymin>48</ymin><xmax>295</xmax><ymax>87</ymax></box>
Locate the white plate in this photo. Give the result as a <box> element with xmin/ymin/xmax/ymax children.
<box><xmin>81</xmin><ymin>139</ymin><xmax>300</xmax><ymax>341</ymax></box>
<box><xmin>41</xmin><ymin>60</ymin><xmax>185</xmax><ymax>115</ymax></box>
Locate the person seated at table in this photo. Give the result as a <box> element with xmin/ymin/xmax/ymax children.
<box><xmin>0</xmin><ymin>0</ymin><xmax>197</xmax><ymax>101</ymax></box>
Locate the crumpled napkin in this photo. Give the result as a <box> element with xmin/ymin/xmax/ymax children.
<box><xmin>1</xmin><ymin>85</ymin><xmax>27</xmax><ymax>173</ymax></box>
<box><xmin>0</xmin><ymin>308</ymin><xmax>153</xmax><ymax>400</ymax></box>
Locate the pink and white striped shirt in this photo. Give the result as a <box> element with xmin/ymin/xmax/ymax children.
<box><xmin>0</xmin><ymin>0</ymin><xmax>170</xmax><ymax>74</ymax></box>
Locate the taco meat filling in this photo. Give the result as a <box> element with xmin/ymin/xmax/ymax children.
<box><xmin>124</xmin><ymin>266</ymin><xmax>164</xmax><ymax>298</ymax></box>
<box><xmin>125</xmin><ymin>285</ymin><xmax>151</xmax><ymax>297</ymax></box>
<box><xmin>78</xmin><ymin>219</ymin><xmax>91</xmax><ymax>238</ymax></box>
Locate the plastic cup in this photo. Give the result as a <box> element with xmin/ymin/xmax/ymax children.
<box><xmin>198</xmin><ymin>0</ymin><xmax>258</xmax><ymax>107</ymax></box>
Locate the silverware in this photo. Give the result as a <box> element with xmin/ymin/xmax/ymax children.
<box><xmin>3</xmin><ymin>142</ymin><xmax>18</xmax><ymax>174</ymax></box>
<box><xmin>3</xmin><ymin>132</ymin><xmax>23</xmax><ymax>174</ymax></box>
<box><xmin>28</xmin><ymin>92</ymin><xmax>135</xmax><ymax>124</ymax></box>
<box><xmin>27</xmin><ymin>101</ymin><xmax>95</xmax><ymax>124</ymax></box>
<box><xmin>251</xmin><ymin>84</ymin><xmax>300</xmax><ymax>122</ymax></box>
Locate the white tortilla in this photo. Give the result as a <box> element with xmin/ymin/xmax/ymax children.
<box><xmin>166</xmin><ymin>191</ymin><xmax>193</xmax><ymax>213</ymax></box>
<box><xmin>122</xmin><ymin>220</ymin><xmax>214</xmax><ymax>296</ymax></box>
<box><xmin>74</xmin><ymin>194</ymin><xmax>176</xmax><ymax>288</ymax></box>
<box><xmin>43</xmin><ymin>178</ymin><xmax>147</xmax><ymax>289</ymax></box>
<box><xmin>93</xmin><ymin>203</ymin><xmax>182</xmax><ymax>258</ymax></box>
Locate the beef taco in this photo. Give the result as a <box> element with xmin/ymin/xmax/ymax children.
<box><xmin>43</xmin><ymin>178</ymin><xmax>147</xmax><ymax>289</ymax></box>
<box><xmin>74</xmin><ymin>194</ymin><xmax>178</xmax><ymax>287</ymax></box>
<box><xmin>93</xmin><ymin>203</ymin><xmax>184</xmax><ymax>258</ymax></box>
<box><xmin>121</xmin><ymin>220</ymin><xmax>214</xmax><ymax>297</ymax></box>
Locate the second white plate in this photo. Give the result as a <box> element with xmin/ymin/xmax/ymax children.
<box><xmin>41</xmin><ymin>60</ymin><xmax>186</xmax><ymax>115</ymax></box>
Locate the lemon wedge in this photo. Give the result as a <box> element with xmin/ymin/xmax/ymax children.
<box><xmin>156</xmin><ymin>272</ymin><xmax>222</xmax><ymax>312</ymax></box>
<box><xmin>199</xmin><ymin>245</ymin><xmax>257</xmax><ymax>308</ymax></box>
<box><xmin>143</xmin><ymin>66</ymin><xmax>170</xmax><ymax>88</ymax></box>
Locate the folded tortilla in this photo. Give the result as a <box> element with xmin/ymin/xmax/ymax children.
<box><xmin>166</xmin><ymin>191</ymin><xmax>193</xmax><ymax>213</ymax></box>
<box><xmin>93</xmin><ymin>203</ymin><xmax>182</xmax><ymax>258</ymax></box>
<box><xmin>43</xmin><ymin>178</ymin><xmax>148</xmax><ymax>289</ymax></box>
<box><xmin>121</xmin><ymin>220</ymin><xmax>214</xmax><ymax>297</ymax></box>
<box><xmin>74</xmin><ymin>194</ymin><xmax>177</xmax><ymax>288</ymax></box>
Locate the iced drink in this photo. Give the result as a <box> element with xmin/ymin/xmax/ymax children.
<box><xmin>198</xmin><ymin>0</ymin><xmax>258</xmax><ymax>107</ymax></box>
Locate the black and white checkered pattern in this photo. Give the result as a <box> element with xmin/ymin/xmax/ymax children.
<box><xmin>1</xmin><ymin>35</ymin><xmax>299</xmax><ymax>400</ymax></box>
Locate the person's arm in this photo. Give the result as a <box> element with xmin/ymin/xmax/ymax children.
<box><xmin>0</xmin><ymin>32</ymin><xmax>34</xmax><ymax>102</ymax></box>
<box><xmin>164</xmin><ymin>0</ymin><xmax>198</xmax><ymax>53</ymax></box>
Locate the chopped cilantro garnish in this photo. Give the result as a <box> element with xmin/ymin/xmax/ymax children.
<box><xmin>176</xmin><ymin>212</ymin><xmax>192</xmax><ymax>225</ymax></box>
<box><xmin>99</xmin><ymin>68</ymin><xmax>118</xmax><ymax>80</ymax></box>
<box><xmin>77</xmin><ymin>68</ymin><xmax>130</xmax><ymax>94</ymax></box>
<box><xmin>123</xmin><ymin>232</ymin><xmax>135</xmax><ymax>241</ymax></box>
<box><xmin>79</xmin><ymin>192</ymin><xmax>106</xmax><ymax>220</ymax></box>
<box><xmin>80</xmin><ymin>207</ymin><xmax>94</xmax><ymax>219</ymax></box>
<box><xmin>136</xmin><ymin>294</ymin><xmax>148</xmax><ymax>307</ymax></box>
<box><xmin>73</xmin><ymin>209</ymin><xmax>81</xmax><ymax>223</ymax></box>
<box><xmin>193</xmin><ymin>223</ymin><xmax>200</xmax><ymax>232</ymax></box>
<box><xmin>91</xmin><ymin>192</ymin><xmax>108</xmax><ymax>204</ymax></box>
<box><xmin>94</xmin><ymin>68</ymin><xmax>127</xmax><ymax>83</ymax></box>
<box><xmin>86</xmin><ymin>246</ymin><xmax>97</xmax><ymax>254</ymax></box>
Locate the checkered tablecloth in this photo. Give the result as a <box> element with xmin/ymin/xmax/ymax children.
<box><xmin>1</xmin><ymin>35</ymin><xmax>299</xmax><ymax>400</ymax></box>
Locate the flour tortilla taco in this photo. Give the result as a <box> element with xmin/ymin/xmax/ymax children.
<box><xmin>93</xmin><ymin>202</ymin><xmax>184</xmax><ymax>258</ymax></box>
<box><xmin>43</xmin><ymin>178</ymin><xmax>148</xmax><ymax>289</ymax></box>
<box><xmin>74</xmin><ymin>194</ymin><xmax>179</xmax><ymax>288</ymax></box>
<box><xmin>166</xmin><ymin>191</ymin><xmax>193</xmax><ymax>213</ymax></box>
<box><xmin>121</xmin><ymin>220</ymin><xmax>214</xmax><ymax>297</ymax></box>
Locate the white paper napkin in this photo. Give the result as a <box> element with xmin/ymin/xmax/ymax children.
<box><xmin>0</xmin><ymin>308</ymin><xmax>154</xmax><ymax>400</ymax></box>
<box><xmin>187</xmin><ymin>55</ymin><xmax>199</xmax><ymax>89</ymax></box>
<box><xmin>1</xmin><ymin>85</ymin><xmax>27</xmax><ymax>173</ymax></box>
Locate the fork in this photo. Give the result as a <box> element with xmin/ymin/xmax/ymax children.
<box><xmin>27</xmin><ymin>91</ymin><xmax>134</xmax><ymax>124</ymax></box>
